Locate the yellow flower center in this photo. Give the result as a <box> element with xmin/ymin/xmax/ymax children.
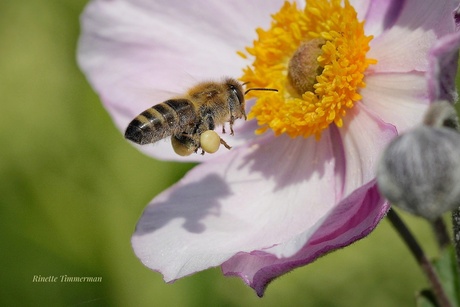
<box><xmin>240</xmin><ymin>0</ymin><xmax>377</xmax><ymax>138</ymax></box>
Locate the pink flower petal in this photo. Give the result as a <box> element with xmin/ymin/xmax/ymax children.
<box><xmin>367</xmin><ymin>0</ymin><xmax>458</xmax><ymax>73</ymax></box>
<box><xmin>361</xmin><ymin>0</ymin><xmax>404</xmax><ymax>37</ymax></box>
<box><xmin>132</xmin><ymin>132</ymin><xmax>343</xmax><ymax>281</ymax></box>
<box><xmin>222</xmin><ymin>180</ymin><xmax>389</xmax><ymax>297</ymax></box>
<box><xmin>338</xmin><ymin>103</ymin><xmax>398</xmax><ymax>196</ymax></box>
<box><xmin>427</xmin><ymin>29</ymin><xmax>460</xmax><ymax>102</ymax></box>
<box><xmin>360</xmin><ymin>72</ymin><xmax>429</xmax><ymax>133</ymax></box>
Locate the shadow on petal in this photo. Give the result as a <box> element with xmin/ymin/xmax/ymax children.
<box><xmin>236</xmin><ymin>132</ymin><xmax>335</xmax><ymax>192</ymax></box>
<box><xmin>382</xmin><ymin>0</ymin><xmax>405</xmax><ymax>29</ymax></box>
<box><xmin>134</xmin><ymin>173</ymin><xmax>232</xmax><ymax>235</ymax></box>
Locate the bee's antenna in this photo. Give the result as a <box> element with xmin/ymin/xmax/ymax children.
<box><xmin>244</xmin><ymin>88</ymin><xmax>278</xmax><ymax>95</ymax></box>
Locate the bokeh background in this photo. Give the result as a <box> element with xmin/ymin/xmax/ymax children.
<box><xmin>0</xmin><ymin>0</ymin><xmax>451</xmax><ymax>306</ymax></box>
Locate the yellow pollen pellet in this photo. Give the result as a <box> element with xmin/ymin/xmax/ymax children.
<box><xmin>200</xmin><ymin>130</ymin><xmax>221</xmax><ymax>154</ymax></box>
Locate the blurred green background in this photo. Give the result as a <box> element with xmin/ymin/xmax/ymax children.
<box><xmin>0</xmin><ymin>0</ymin><xmax>450</xmax><ymax>306</ymax></box>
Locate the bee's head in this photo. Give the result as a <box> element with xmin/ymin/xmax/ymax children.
<box><xmin>225</xmin><ymin>78</ymin><xmax>246</xmax><ymax>120</ymax></box>
<box><xmin>225</xmin><ymin>78</ymin><xmax>278</xmax><ymax>121</ymax></box>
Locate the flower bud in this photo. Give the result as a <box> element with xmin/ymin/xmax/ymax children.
<box><xmin>377</xmin><ymin>102</ymin><xmax>460</xmax><ymax>220</ymax></box>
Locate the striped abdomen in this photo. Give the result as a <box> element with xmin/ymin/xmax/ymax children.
<box><xmin>125</xmin><ymin>99</ymin><xmax>197</xmax><ymax>145</ymax></box>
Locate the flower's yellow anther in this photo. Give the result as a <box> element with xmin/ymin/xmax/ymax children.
<box><xmin>240</xmin><ymin>0</ymin><xmax>376</xmax><ymax>139</ymax></box>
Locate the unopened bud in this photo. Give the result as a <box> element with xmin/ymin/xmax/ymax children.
<box><xmin>377</xmin><ymin>101</ymin><xmax>460</xmax><ymax>220</ymax></box>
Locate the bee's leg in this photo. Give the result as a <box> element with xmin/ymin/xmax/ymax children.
<box><xmin>220</xmin><ymin>138</ymin><xmax>232</xmax><ymax>150</ymax></box>
<box><xmin>200</xmin><ymin>108</ymin><xmax>215</xmax><ymax>131</ymax></box>
<box><xmin>229</xmin><ymin>116</ymin><xmax>235</xmax><ymax>135</ymax></box>
<box><xmin>222</xmin><ymin>124</ymin><xmax>226</xmax><ymax>134</ymax></box>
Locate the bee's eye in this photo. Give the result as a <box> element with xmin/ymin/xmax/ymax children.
<box><xmin>229</xmin><ymin>84</ymin><xmax>244</xmax><ymax>106</ymax></box>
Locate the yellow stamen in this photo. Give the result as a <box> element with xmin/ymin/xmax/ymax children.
<box><xmin>240</xmin><ymin>0</ymin><xmax>377</xmax><ymax>139</ymax></box>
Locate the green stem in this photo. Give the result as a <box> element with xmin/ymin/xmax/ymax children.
<box><xmin>452</xmin><ymin>208</ymin><xmax>460</xmax><ymax>271</ymax></box>
<box><xmin>431</xmin><ymin>217</ymin><xmax>451</xmax><ymax>250</ymax></box>
<box><xmin>387</xmin><ymin>209</ymin><xmax>452</xmax><ymax>307</ymax></box>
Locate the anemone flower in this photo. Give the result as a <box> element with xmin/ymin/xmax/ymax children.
<box><xmin>78</xmin><ymin>0</ymin><xmax>460</xmax><ymax>296</ymax></box>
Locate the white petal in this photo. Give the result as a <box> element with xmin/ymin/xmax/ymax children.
<box><xmin>360</xmin><ymin>72</ymin><xmax>430</xmax><ymax>133</ymax></box>
<box><xmin>338</xmin><ymin>104</ymin><xmax>398</xmax><ymax>197</ymax></box>
<box><xmin>132</xmin><ymin>132</ymin><xmax>341</xmax><ymax>280</ymax></box>
<box><xmin>367</xmin><ymin>0</ymin><xmax>458</xmax><ymax>73</ymax></box>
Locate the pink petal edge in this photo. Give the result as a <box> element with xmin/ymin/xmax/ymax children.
<box><xmin>222</xmin><ymin>180</ymin><xmax>389</xmax><ymax>297</ymax></box>
<box><xmin>427</xmin><ymin>29</ymin><xmax>460</xmax><ymax>103</ymax></box>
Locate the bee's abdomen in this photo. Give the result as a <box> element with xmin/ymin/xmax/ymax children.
<box><xmin>125</xmin><ymin>99</ymin><xmax>196</xmax><ymax>145</ymax></box>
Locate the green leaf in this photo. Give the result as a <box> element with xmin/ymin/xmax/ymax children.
<box><xmin>432</xmin><ymin>246</ymin><xmax>460</xmax><ymax>307</ymax></box>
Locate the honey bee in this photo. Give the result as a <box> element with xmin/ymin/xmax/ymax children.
<box><xmin>124</xmin><ymin>77</ymin><xmax>276</xmax><ymax>156</ymax></box>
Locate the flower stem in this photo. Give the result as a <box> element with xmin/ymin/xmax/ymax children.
<box><xmin>386</xmin><ymin>209</ymin><xmax>453</xmax><ymax>307</ymax></box>
<box><xmin>452</xmin><ymin>208</ymin><xmax>460</xmax><ymax>270</ymax></box>
<box><xmin>431</xmin><ymin>217</ymin><xmax>451</xmax><ymax>250</ymax></box>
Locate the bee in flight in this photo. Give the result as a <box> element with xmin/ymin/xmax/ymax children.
<box><xmin>124</xmin><ymin>77</ymin><xmax>276</xmax><ymax>156</ymax></box>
